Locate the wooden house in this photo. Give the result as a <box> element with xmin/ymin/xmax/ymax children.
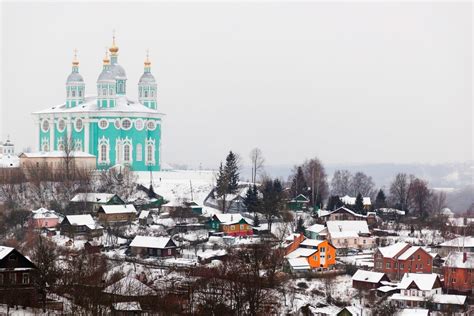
<box><xmin>351</xmin><ymin>269</ymin><xmax>390</xmax><ymax>291</ymax></box>
<box><xmin>287</xmin><ymin>194</ymin><xmax>310</xmax><ymax>211</ymax></box>
<box><xmin>60</xmin><ymin>214</ymin><xmax>103</xmax><ymax>238</ymax></box>
<box><xmin>0</xmin><ymin>246</ymin><xmax>37</xmax><ymax>307</ymax></box>
<box><xmin>97</xmin><ymin>204</ymin><xmax>136</xmax><ymax>225</ymax></box>
<box><xmin>70</xmin><ymin>193</ymin><xmax>124</xmax><ymax>213</ymax></box>
<box><xmin>208</xmin><ymin>214</ymin><xmax>253</xmax><ymax>237</ymax></box>
<box><xmin>138</xmin><ymin>210</ymin><xmax>153</xmax><ymax>226</ymax></box>
<box><xmin>129</xmin><ymin>236</ymin><xmax>178</xmax><ymax>257</ymax></box>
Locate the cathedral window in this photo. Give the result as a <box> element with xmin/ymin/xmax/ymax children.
<box><xmin>151</xmin><ymin>90</ymin><xmax>154</xmax><ymax>97</ymax></box>
<box><xmin>103</xmin><ymin>88</ymin><xmax>107</xmax><ymax>96</ymax></box>
<box><xmin>146</xmin><ymin>120</ymin><xmax>156</xmax><ymax>131</ymax></box>
<box><xmin>98</xmin><ymin>137</ymin><xmax>110</xmax><ymax>164</ymax></box>
<box><xmin>41</xmin><ymin>120</ymin><xmax>50</xmax><ymax>132</ymax></box>
<box><xmin>110</xmin><ymin>88</ymin><xmax>113</xmax><ymax>95</ymax></box>
<box><xmin>124</xmin><ymin>144</ymin><xmax>131</xmax><ymax>162</ymax></box>
<box><xmin>41</xmin><ymin>138</ymin><xmax>50</xmax><ymax>152</ymax></box>
<box><xmin>114</xmin><ymin>119</ymin><xmax>121</xmax><ymax>129</ymax></box>
<box><xmin>74</xmin><ymin>140</ymin><xmax>82</xmax><ymax>151</ymax></box>
<box><xmin>99</xmin><ymin>119</ymin><xmax>109</xmax><ymax>130</ymax></box>
<box><xmin>79</xmin><ymin>90</ymin><xmax>82</xmax><ymax>97</ymax></box>
<box><xmin>139</xmin><ymin>89</ymin><xmax>142</xmax><ymax>97</ymax></box>
<box><xmin>75</xmin><ymin>118</ymin><xmax>83</xmax><ymax>131</ymax></box>
<box><xmin>145</xmin><ymin>138</ymin><xmax>155</xmax><ymax>165</ymax></box>
<box><xmin>136</xmin><ymin>144</ymin><xmax>142</xmax><ymax>161</ymax></box>
<box><xmin>144</xmin><ymin>90</ymin><xmax>148</xmax><ymax>98</ymax></box>
<box><xmin>134</xmin><ymin>119</ymin><xmax>144</xmax><ymax>131</ymax></box>
<box><xmin>72</xmin><ymin>90</ymin><xmax>76</xmax><ymax>97</ymax></box>
<box><xmin>121</xmin><ymin>119</ymin><xmax>132</xmax><ymax>130</ymax></box>
<box><xmin>57</xmin><ymin>119</ymin><xmax>66</xmax><ymax>132</ymax></box>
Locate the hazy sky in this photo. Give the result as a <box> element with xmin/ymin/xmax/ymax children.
<box><xmin>1</xmin><ymin>1</ymin><xmax>472</xmax><ymax>168</ymax></box>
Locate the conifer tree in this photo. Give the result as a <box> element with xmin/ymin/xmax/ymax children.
<box><xmin>290</xmin><ymin>166</ymin><xmax>307</xmax><ymax>197</ymax></box>
<box><xmin>254</xmin><ymin>213</ymin><xmax>260</xmax><ymax>227</ymax></box>
<box><xmin>215</xmin><ymin>151</ymin><xmax>240</xmax><ymax>212</ymax></box>
<box><xmin>354</xmin><ymin>193</ymin><xmax>364</xmax><ymax>214</ymax></box>
<box><xmin>261</xmin><ymin>178</ymin><xmax>284</xmax><ymax>231</ymax></box>
<box><xmin>374</xmin><ymin>189</ymin><xmax>387</xmax><ymax>209</ymax></box>
<box><xmin>296</xmin><ymin>217</ymin><xmax>305</xmax><ymax>233</ymax></box>
<box><xmin>244</xmin><ymin>184</ymin><xmax>260</xmax><ymax>214</ymax></box>
<box><xmin>326</xmin><ymin>195</ymin><xmax>343</xmax><ymax>211</ymax></box>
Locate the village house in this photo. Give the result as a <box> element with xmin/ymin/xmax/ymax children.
<box><xmin>318</xmin><ymin>207</ymin><xmax>377</xmax><ymax>225</ymax></box>
<box><xmin>374</xmin><ymin>242</ymin><xmax>433</xmax><ymax>280</ymax></box>
<box><xmin>351</xmin><ymin>269</ymin><xmax>391</xmax><ymax>291</ymax></box>
<box><xmin>138</xmin><ymin>210</ymin><xmax>153</xmax><ymax>226</ymax></box>
<box><xmin>285</xmin><ymin>239</ymin><xmax>336</xmax><ymax>272</ymax></box>
<box><xmin>389</xmin><ymin>273</ymin><xmax>467</xmax><ymax>314</ymax></box>
<box><xmin>326</xmin><ymin>220</ymin><xmax>375</xmax><ymax>251</ymax></box>
<box><xmin>376</xmin><ymin>208</ymin><xmax>406</xmax><ymax>221</ymax></box>
<box><xmin>340</xmin><ymin>195</ymin><xmax>371</xmax><ymax>210</ymax></box>
<box><xmin>304</xmin><ymin>223</ymin><xmax>327</xmax><ymax>240</ymax></box>
<box><xmin>443</xmin><ymin>251</ymin><xmax>473</xmax><ymax>295</ymax></box>
<box><xmin>208</xmin><ymin>214</ymin><xmax>253</xmax><ymax>237</ymax></box>
<box><xmin>283</xmin><ymin>233</ymin><xmax>306</xmax><ymax>255</ymax></box>
<box><xmin>60</xmin><ymin>214</ymin><xmax>103</xmax><ymax>238</ymax></box>
<box><xmin>70</xmin><ymin>192</ymin><xmax>125</xmax><ymax>213</ymax></box>
<box><xmin>129</xmin><ymin>236</ymin><xmax>178</xmax><ymax>257</ymax></box>
<box><xmin>97</xmin><ymin>204</ymin><xmax>137</xmax><ymax>225</ymax></box>
<box><xmin>438</xmin><ymin>236</ymin><xmax>474</xmax><ymax>257</ymax></box>
<box><xmin>29</xmin><ymin>207</ymin><xmax>59</xmax><ymax>229</ymax></box>
<box><xmin>287</xmin><ymin>194</ymin><xmax>310</xmax><ymax>211</ymax></box>
<box><xmin>0</xmin><ymin>246</ymin><xmax>37</xmax><ymax>307</ymax></box>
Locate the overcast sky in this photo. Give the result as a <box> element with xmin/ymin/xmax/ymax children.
<box><xmin>1</xmin><ymin>2</ymin><xmax>472</xmax><ymax>168</ymax></box>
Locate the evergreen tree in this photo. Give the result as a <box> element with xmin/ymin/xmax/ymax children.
<box><xmin>215</xmin><ymin>151</ymin><xmax>241</xmax><ymax>212</ymax></box>
<box><xmin>326</xmin><ymin>195</ymin><xmax>343</xmax><ymax>211</ymax></box>
<box><xmin>354</xmin><ymin>193</ymin><xmax>364</xmax><ymax>214</ymax></box>
<box><xmin>261</xmin><ymin>178</ymin><xmax>284</xmax><ymax>231</ymax></box>
<box><xmin>253</xmin><ymin>213</ymin><xmax>260</xmax><ymax>227</ymax></box>
<box><xmin>290</xmin><ymin>166</ymin><xmax>307</xmax><ymax>197</ymax></box>
<box><xmin>244</xmin><ymin>184</ymin><xmax>260</xmax><ymax>214</ymax></box>
<box><xmin>374</xmin><ymin>189</ymin><xmax>387</xmax><ymax>209</ymax></box>
<box><xmin>296</xmin><ymin>217</ymin><xmax>305</xmax><ymax>233</ymax></box>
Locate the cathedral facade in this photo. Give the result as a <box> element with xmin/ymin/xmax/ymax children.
<box><xmin>33</xmin><ymin>37</ymin><xmax>163</xmax><ymax>171</ymax></box>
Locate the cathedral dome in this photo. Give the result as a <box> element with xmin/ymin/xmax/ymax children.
<box><xmin>110</xmin><ymin>63</ymin><xmax>127</xmax><ymax>80</ymax></box>
<box><xmin>97</xmin><ymin>69</ymin><xmax>115</xmax><ymax>83</ymax></box>
<box><xmin>66</xmin><ymin>72</ymin><xmax>84</xmax><ymax>84</ymax></box>
<box><xmin>138</xmin><ymin>72</ymin><xmax>156</xmax><ymax>84</ymax></box>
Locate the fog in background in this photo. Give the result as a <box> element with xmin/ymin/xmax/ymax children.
<box><xmin>1</xmin><ymin>2</ymin><xmax>472</xmax><ymax>171</ymax></box>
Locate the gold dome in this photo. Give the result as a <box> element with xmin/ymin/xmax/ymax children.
<box><xmin>72</xmin><ymin>48</ymin><xmax>79</xmax><ymax>66</ymax></box>
<box><xmin>103</xmin><ymin>48</ymin><xmax>110</xmax><ymax>64</ymax></box>
<box><xmin>109</xmin><ymin>32</ymin><xmax>119</xmax><ymax>54</ymax></box>
<box><xmin>144</xmin><ymin>49</ymin><xmax>151</xmax><ymax>66</ymax></box>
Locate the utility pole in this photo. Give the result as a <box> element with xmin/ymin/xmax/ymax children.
<box><xmin>190</xmin><ymin>180</ymin><xmax>194</xmax><ymax>201</ymax></box>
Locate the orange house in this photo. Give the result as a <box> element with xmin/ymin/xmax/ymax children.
<box><xmin>443</xmin><ymin>252</ymin><xmax>474</xmax><ymax>294</ymax></box>
<box><xmin>286</xmin><ymin>239</ymin><xmax>336</xmax><ymax>269</ymax></box>
<box><xmin>209</xmin><ymin>214</ymin><xmax>253</xmax><ymax>236</ymax></box>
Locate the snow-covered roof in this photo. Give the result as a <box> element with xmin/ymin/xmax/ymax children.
<box><xmin>300</xmin><ymin>239</ymin><xmax>324</xmax><ymax>248</ymax></box>
<box><xmin>103</xmin><ymin>276</ymin><xmax>156</xmax><ymax>296</ymax></box>
<box><xmin>100</xmin><ymin>204</ymin><xmax>136</xmax><ymax>214</ymax></box>
<box><xmin>352</xmin><ymin>269</ymin><xmax>387</xmax><ymax>284</ymax></box>
<box><xmin>440</xmin><ymin>236</ymin><xmax>474</xmax><ymax>248</ymax></box>
<box><xmin>398</xmin><ymin>273</ymin><xmax>440</xmax><ymax>291</ymax></box>
<box><xmin>71</xmin><ymin>193</ymin><xmax>117</xmax><ymax>203</ymax></box>
<box><xmin>0</xmin><ymin>247</ymin><xmax>14</xmax><ymax>260</ymax></box>
<box><xmin>287</xmin><ymin>258</ymin><xmax>310</xmax><ymax>270</ymax></box>
<box><xmin>285</xmin><ymin>247</ymin><xmax>317</xmax><ymax>259</ymax></box>
<box><xmin>305</xmin><ymin>223</ymin><xmax>326</xmax><ymax>234</ymax></box>
<box><xmin>32</xmin><ymin>207</ymin><xmax>59</xmax><ymax>219</ymax></box>
<box><xmin>112</xmin><ymin>301</ymin><xmax>142</xmax><ymax>311</ymax></box>
<box><xmin>444</xmin><ymin>251</ymin><xmax>474</xmax><ymax>269</ymax></box>
<box><xmin>65</xmin><ymin>214</ymin><xmax>99</xmax><ymax>230</ymax></box>
<box><xmin>20</xmin><ymin>151</ymin><xmax>95</xmax><ymax>158</ymax></box>
<box><xmin>213</xmin><ymin>214</ymin><xmax>252</xmax><ymax>225</ymax></box>
<box><xmin>130</xmin><ymin>236</ymin><xmax>174</xmax><ymax>249</ymax></box>
<box><xmin>138</xmin><ymin>210</ymin><xmax>150</xmax><ymax>219</ymax></box>
<box><xmin>324</xmin><ymin>206</ymin><xmax>367</xmax><ymax>218</ymax></box>
<box><xmin>395</xmin><ymin>308</ymin><xmax>429</xmax><ymax>316</ymax></box>
<box><xmin>285</xmin><ymin>233</ymin><xmax>303</xmax><ymax>242</ymax></box>
<box><xmin>377</xmin><ymin>285</ymin><xmax>398</xmax><ymax>293</ymax></box>
<box><xmin>326</xmin><ymin>220</ymin><xmax>370</xmax><ymax>238</ymax></box>
<box><xmin>340</xmin><ymin>195</ymin><xmax>371</xmax><ymax>206</ymax></box>
<box><xmin>34</xmin><ymin>95</ymin><xmax>164</xmax><ymax>118</ymax></box>
<box><xmin>431</xmin><ymin>294</ymin><xmax>467</xmax><ymax>305</ymax></box>
<box><xmin>397</xmin><ymin>246</ymin><xmax>426</xmax><ymax>261</ymax></box>
<box><xmin>377</xmin><ymin>242</ymin><xmax>409</xmax><ymax>258</ymax></box>
<box><xmin>377</xmin><ymin>208</ymin><xmax>405</xmax><ymax>215</ymax></box>
<box><xmin>440</xmin><ymin>208</ymin><xmax>454</xmax><ymax>217</ymax></box>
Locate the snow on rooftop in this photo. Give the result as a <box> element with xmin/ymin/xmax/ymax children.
<box><xmin>129</xmin><ymin>236</ymin><xmax>173</xmax><ymax>249</ymax></box>
<box><xmin>0</xmin><ymin>247</ymin><xmax>14</xmax><ymax>260</ymax></box>
<box><xmin>300</xmin><ymin>239</ymin><xmax>324</xmax><ymax>248</ymax></box>
<box><xmin>214</xmin><ymin>213</ymin><xmax>252</xmax><ymax>225</ymax></box>
<box><xmin>326</xmin><ymin>220</ymin><xmax>369</xmax><ymax>238</ymax></box>
<box><xmin>100</xmin><ymin>204</ymin><xmax>136</xmax><ymax>214</ymax></box>
<box><xmin>305</xmin><ymin>223</ymin><xmax>326</xmax><ymax>234</ymax></box>
<box><xmin>287</xmin><ymin>257</ymin><xmax>310</xmax><ymax>270</ymax></box>
<box><xmin>340</xmin><ymin>195</ymin><xmax>371</xmax><ymax>205</ymax></box>
<box><xmin>431</xmin><ymin>294</ymin><xmax>467</xmax><ymax>305</ymax></box>
<box><xmin>31</xmin><ymin>207</ymin><xmax>59</xmax><ymax>219</ymax></box>
<box><xmin>440</xmin><ymin>236</ymin><xmax>474</xmax><ymax>248</ymax></box>
<box><xmin>138</xmin><ymin>210</ymin><xmax>150</xmax><ymax>219</ymax></box>
<box><xmin>112</xmin><ymin>301</ymin><xmax>142</xmax><ymax>311</ymax></box>
<box><xmin>71</xmin><ymin>193</ymin><xmax>117</xmax><ymax>203</ymax></box>
<box><xmin>65</xmin><ymin>214</ymin><xmax>96</xmax><ymax>226</ymax></box>
<box><xmin>285</xmin><ymin>247</ymin><xmax>317</xmax><ymax>259</ymax></box>
<box><xmin>103</xmin><ymin>276</ymin><xmax>156</xmax><ymax>296</ymax></box>
<box><xmin>444</xmin><ymin>251</ymin><xmax>474</xmax><ymax>269</ymax></box>
<box><xmin>397</xmin><ymin>246</ymin><xmax>425</xmax><ymax>261</ymax></box>
<box><xmin>351</xmin><ymin>269</ymin><xmax>386</xmax><ymax>284</ymax></box>
<box><xmin>395</xmin><ymin>308</ymin><xmax>429</xmax><ymax>316</ymax></box>
<box><xmin>398</xmin><ymin>273</ymin><xmax>439</xmax><ymax>291</ymax></box>
<box><xmin>378</xmin><ymin>242</ymin><xmax>409</xmax><ymax>258</ymax></box>
<box><xmin>0</xmin><ymin>154</ymin><xmax>19</xmax><ymax>168</ymax></box>
<box><xmin>377</xmin><ymin>208</ymin><xmax>406</xmax><ymax>215</ymax></box>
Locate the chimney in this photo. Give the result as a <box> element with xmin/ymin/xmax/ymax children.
<box><xmin>463</xmin><ymin>252</ymin><xmax>467</xmax><ymax>263</ymax></box>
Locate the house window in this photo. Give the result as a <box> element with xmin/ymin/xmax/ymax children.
<box><xmin>328</xmin><ymin>254</ymin><xmax>331</xmax><ymax>259</ymax></box>
<box><xmin>136</xmin><ymin>143</ymin><xmax>142</xmax><ymax>161</ymax></box>
<box><xmin>146</xmin><ymin>120</ymin><xmax>156</xmax><ymax>131</ymax></box>
<box><xmin>231</xmin><ymin>225</ymin><xmax>235</xmax><ymax>230</ymax></box>
<box><xmin>9</xmin><ymin>254</ymin><xmax>16</xmax><ymax>261</ymax></box>
<box><xmin>98</xmin><ymin>137</ymin><xmax>109</xmax><ymax>164</ymax></box>
<box><xmin>0</xmin><ymin>274</ymin><xmax>3</xmax><ymax>284</ymax></box>
<box><xmin>386</xmin><ymin>262</ymin><xmax>391</xmax><ymax>269</ymax></box>
<box><xmin>167</xmin><ymin>249</ymin><xmax>172</xmax><ymax>255</ymax></box>
<box><xmin>9</xmin><ymin>273</ymin><xmax>16</xmax><ymax>284</ymax></box>
<box><xmin>22</xmin><ymin>273</ymin><xmax>29</xmax><ymax>284</ymax></box>
<box><xmin>417</xmin><ymin>255</ymin><xmax>421</xmax><ymax>260</ymax></box>
<box><xmin>419</xmin><ymin>263</ymin><xmax>423</xmax><ymax>269</ymax></box>
<box><xmin>320</xmin><ymin>247</ymin><xmax>325</xmax><ymax>252</ymax></box>
<box><xmin>394</xmin><ymin>262</ymin><xmax>398</xmax><ymax>268</ymax></box>
<box><xmin>363</xmin><ymin>239</ymin><xmax>366</xmax><ymax>244</ymax></box>
<box><xmin>144</xmin><ymin>90</ymin><xmax>148</xmax><ymax>97</ymax></box>
<box><xmin>400</xmin><ymin>263</ymin><xmax>404</xmax><ymax>269</ymax></box>
<box><xmin>134</xmin><ymin>119</ymin><xmax>144</xmax><ymax>130</ymax></box>
<box><xmin>75</xmin><ymin>118</ymin><xmax>83</xmax><ymax>131</ymax></box>
<box><xmin>100</xmin><ymin>144</ymin><xmax>107</xmax><ymax>162</ymax></box>
<box><xmin>145</xmin><ymin>139</ymin><xmax>155</xmax><ymax>165</ymax></box>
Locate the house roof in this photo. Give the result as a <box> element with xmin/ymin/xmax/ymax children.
<box><xmin>440</xmin><ymin>236</ymin><xmax>474</xmax><ymax>248</ymax></box>
<box><xmin>287</xmin><ymin>257</ymin><xmax>311</xmax><ymax>270</ymax></box>
<box><xmin>397</xmin><ymin>246</ymin><xmax>427</xmax><ymax>261</ymax></box>
<box><xmin>213</xmin><ymin>214</ymin><xmax>252</xmax><ymax>226</ymax></box>
<box><xmin>300</xmin><ymin>239</ymin><xmax>325</xmax><ymax>248</ymax></box>
<box><xmin>290</xmin><ymin>194</ymin><xmax>310</xmax><ymax>202</ymax></box>
<box><xmin>305</xmin><ymin>223</ymin><xmax>326</xmax><ymax>234</ymax></box>
<box><xmin>431</xmin><ymin>294</ymin><xmax>467</xmax><ymax>305</ymax></box>
<box><xmin>130</xmin><ymin>236</ymin><xmax>175</xmax><ymax>249</ymax></box>
<box><xmin>340</xmin><ymin>195</ymin><xmax>371</xmax><ymax>206</ymax></box>
<box><xmin>71</xmin><ymin>193</ymin><xmax>118</xmax><ymax>203</ymax></box>
<box><xmin>138</xmin><ymin>210</ymin><xmax>150</xmax><ymax>219</ymax></box>
<box><xmin>112</xmin><ymin>301</ymin><xmax>142</xmax><ymax>311</ymax></box>
<box><xmin>395</xmin><ymin>309</ymin><xmax>429</xmax><ymax>316</ymax></box>
<box><xmin>325</xmin><ymin>206</ymin><xmax>367</xmax><ymax>218</ymax></box>
<box><xmin>32</xmin><ymin>207</ymin><xmax>59</xmax><ymax>219</ymax></box>
<box><xmin>285</xmin><ymin>247</ymin><xmax>318</xmax><ymax>259</ymax></box>
<box><xmin>103</xmin><ymin>276</ymin><xmax>156</xmax><ymax>296</ymax></box>
<box><xmin>100</xmin><ymin>204</ymin><xmax>136</xmax><ymax>214</ymax></box>
<box><xmin>352</xmin><ymin>269</ymin><xmax>387</xmax><ymax>284</ymax></box>
<box><xmin>377</xmin><ymin>242</ymin><xmax>410</xmax><ymax>258</ymax></box>
<box><xmin>0</xmin><ymin>247</ymin><xmax>14</xmax><ymax>260</ymax></box>
<box><xmin>377</xmin><ymin>208</ymin><xmax>405</xmax><ymax>215</ymax></box>
<box><xmin>327</xmin><ymin>220</ymin><xmax>370</xmax><ymax>238</ymax></box>
<box><xmin>398</xmin><ymin>273</ymin><xmax>440</xmax><ymax>291</ymax></box>
<box><xmin>65</xmin><ymin>214</ymin><xmax>96</xmax><ymax>227</ymax></box>
<box><xmin>444</xmin><ymin>251</ymin><xmax>474</xmax><ymax>269</ymax></box>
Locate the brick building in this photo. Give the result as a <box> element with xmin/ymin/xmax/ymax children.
<box><xmin>443</xmin><ymin>252</ymin><xmax>474</xmax><ymax>294</ymax></box>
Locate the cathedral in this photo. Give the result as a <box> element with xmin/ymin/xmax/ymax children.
<box><xmin>33</xmin><ymin>36</ymin><xmax>163</xmax><ymax>171</ymax></box>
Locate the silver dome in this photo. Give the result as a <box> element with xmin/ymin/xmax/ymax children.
<box><xmin>110</xmin><ymin>63</ymin><xmax>127</xmax><ymax>80</ymax></box>
<box><xmin>138</xmin><ymin>72</ymin><xmax>156</xmax><ymax>84</ymax></box>
<box><xmin>66</xmin><ymin>72</ymin><xmax>84</xmax><ymax>84</ymax></box>
<box><xmin>97</xmin><ymin>69</ymin><xmax>115</xmax><ymax>83</ymax></box>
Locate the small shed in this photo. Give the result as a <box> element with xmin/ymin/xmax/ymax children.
<box><xmin>138</xmin><ymin>210</ymin><xmax>153</xmax><ymax>226</ymax></box>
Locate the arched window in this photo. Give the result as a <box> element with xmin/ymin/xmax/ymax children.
<box><xmin>103</xmin><ymin>88</ymin><xmax>107</xmax><ymax>96</ymax></box>
<box><xmin>79</xmin><ymin>90</ymin><xmax>82</xmax><ymax>97</ymax></box>
<box><xmin>136</xmin><ymin>143</ymin><xmax>142</xmax><ymax>161</ymax></box>
<box><xmin>145</xmin><ymin>138</ymin><xmax>155</xmax><ymax>165</ymax></box>
<box><xmin>100</xmin><ymin>144</ymin><xmax>107</xmax><ymax>162</ymax></box>
<box><xmin>98</xmin><ymin>137</ymin><xmax>110</xmax><ymax>164</ymax></box>
<box><xmin>72</xmin><ymin>90</ymin><xmax>76</xmax><ymax>97</ymax></box>
<box><xmin>144</xmin><ymin>90</ymin><xmax>148</xmax><ymax>97</ymax></box>
<box><xmin>123</xmin><ymin>144</ymin><xmax>131</xmax><ymax>162</ymax></box>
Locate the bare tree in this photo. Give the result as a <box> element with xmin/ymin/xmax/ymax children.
<box><xmin>249</xmin><ymin>148</ymin><xmax>265</xmax><ymax>184</ymax></box>
<box><xmin>430</xmin><ymin>191</ymin><xmax>447</xmax><ymax>214</ymax></box>
<box><xmin>301</xmin><ymin>157</ymin><xmax>329</xmax><ymax>207</ymax></box>
<box><xmin>409</xmin><ymin>177</ymin><xmax>432</xmax><ymax>218</ymax></box>
<box><xmin>330</xmin><ymin>169</ymin><xmax>352</xmax><ymax>196</ymax></box>
<box><xmin>350</xmin><ymin>171</ymin><xmax>375</xmax><ymax>198</ymax></box>
<box><xmin>389</xmin><ymin>173</ymin><xmax>412</xmax><ymax>212</ymax></box>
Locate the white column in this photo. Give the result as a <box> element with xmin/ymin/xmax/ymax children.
<box><xmin>84</xmin><ymin>119</ymin><xmax>90</xmax><ymax>153</ymax></box>
<box><xmin>67</xmin><ymin>116</ymin><xmax>73</xmax><ymax>141</ymax></box>
<box><xmin>49</xmin><ymin>116</ymin><xmax>55</xmax><ymax>151</ymax></box>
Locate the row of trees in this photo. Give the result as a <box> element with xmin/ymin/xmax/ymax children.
<box><xmin>289</xmin><ymin>158</ymin><xmax>329</xmax><ymax>208</ymax></box>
